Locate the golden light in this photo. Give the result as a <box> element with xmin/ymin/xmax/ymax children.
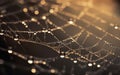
<box><xmin>49</xmin><ymin>9</ymin><xmax>54</xmax><ymax>13</ymax></box>
<box><xmin>42</xmin><ymin>61</ymin><xmax>46</xmax><ymax>65</ymax></box>
<box><xmin>73</xmin><ymin>60</ymin><xmax>77</xmax><ymax>63</ymax></box>
<box><xmin>31</xmin><ymin>68</ymin><xmax>37</xmax><ymax>73</ymax></box>
<box><xmin>8</xmin><ymin>50</ymin><xmax>13</xmax><ymax>54</ymax></box>
<box><xmin>25</xmin><ymin>25</ymin><xmax>28</xmax><ymax>28</ymax></box>
<box><xmin>23</xmin><ymin>8</ymin><xmax>28</xmax><ymax>13</ymax></box>
<box><xmin>33</xmin><ymin>32</ymin><xmax>37</xmax><ymax>35</ymax></box>
<box><xmin>88</xmin><ymin>63</ymin><xmax>92</xmax><ymax>67</ymax></box>
<box><xmin>34</xmin><ymin>60</ymin><xmax>39</xmax><ymax>64</ymax></box>
<box><xmin>0</xmin><ymin>32</ymin><xmax>4</xmax><ymax>35</ymax></box>
<box><xmin>40</xmin><ymin>0</ymin><xmax>46</xmax><ymax>5</ymax></box>
<box><xmin>60</xmin><ymin>55</ymin><xmax>65</xmax><ymax>58</ymax></box>
<box><xmin>14</xmin><ymin>38</ymin><xmax>19</xmax><ymax>41</ymax></box>
<box><xmin>42</xmin><ymin>16</ymin><xmax>47</xmax><ymax>20</ymax></box>
<box><xmin>31</xmin><ymin>18</ymin><xmax>37</xmax><ymax>22</ymax></box>
<box><xmin>34</xmin><ymin>10</ymin><xmax>39</xmax><ymax>15</ymax></box>
<box><xmin>93</xmin><ymin>62</ymin><xmax>96</xmax><ymax>65</ymax></box>
<box><xmin>68</xmin><ymin>20</ymin><xmax>74</xmax><ymax>25</ymax></box>
<box><xmin>50</xmin><ymin>69</ymin><xmax>56</xmax><ymax>73</ymax></box>
<box><xmin>28</xmin><ymin>60</ymin><xmax>33</xmax><ymax>64</ymax></box>
<box><xmin>0</xmin><ymin>15</ymin><xmax>3</xmax><ymax>17</ymax></box>
<box><xmin>97</xmin><ymin>64</ymin><xmax>101</xmax><ymax>68</ymax></box>
<box><xmin>22</xmin><ymin>21</ymin><xmax>26</xmax><ymax>25</ymax></box>
<box><xmin>47</xmin><ymin>31</ymin><xmax>51</xmax><ymax>33</ymax></box>
<box><xmin>114</xmin><ymin>26</ymin><xmax>119</xmax><ymax>29</ymax></box>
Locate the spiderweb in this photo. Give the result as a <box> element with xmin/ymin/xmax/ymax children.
<box><xmin>0</xmin><ymin>0</ymin><xmax>120</xmax><ymax>75</ymax></box>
